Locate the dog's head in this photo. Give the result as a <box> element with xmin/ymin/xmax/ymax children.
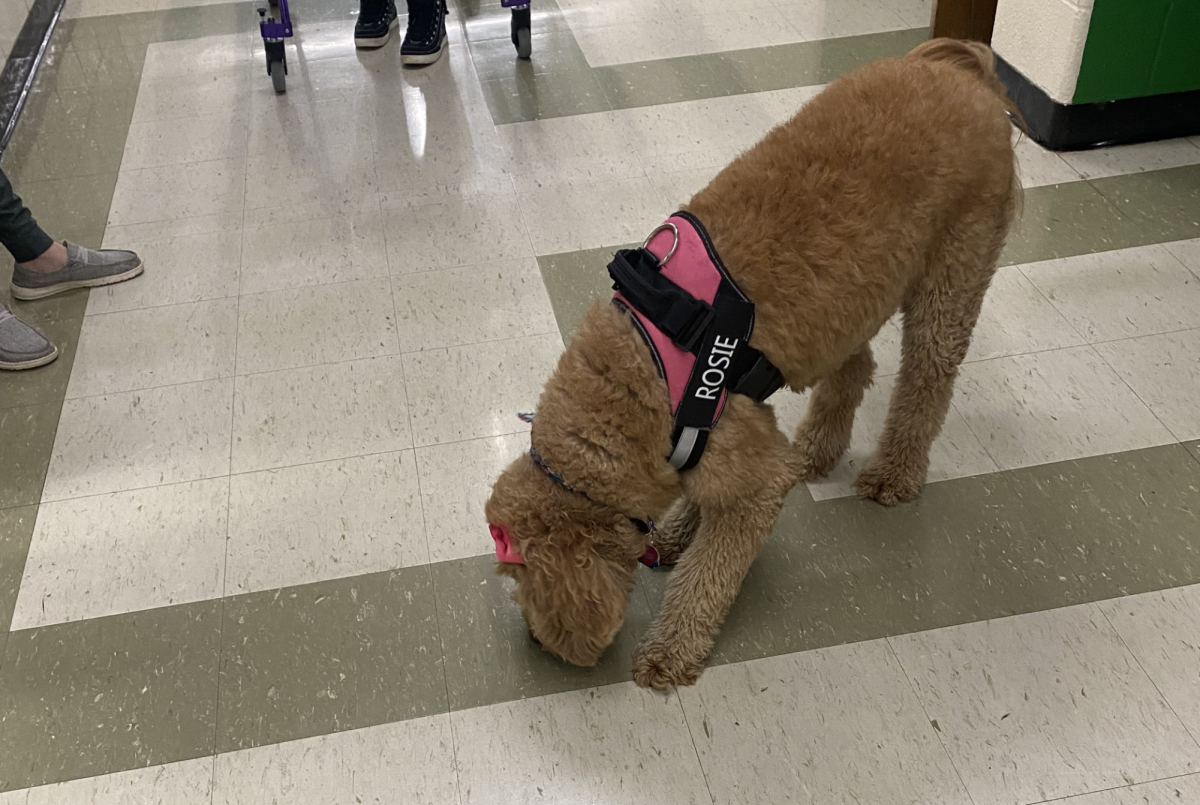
<box><xmin>485</xmin><ymin>455</ymin><xmax>644</xmax><ymax>666</ymax></box>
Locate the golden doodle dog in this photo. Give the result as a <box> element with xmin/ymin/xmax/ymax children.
<box><xmin>486</xmin><ymin>39</ymin><xmax>1020</xmax><ymax>689</ymax></box>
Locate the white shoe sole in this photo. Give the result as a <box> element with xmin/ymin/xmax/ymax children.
<box><xmin>401</xmin><ymin>33</ymin><xmax>448</xmax><ymax>65</ymax></box>
<box><xmin>355</xmin><ymin>16</ymin><xmax>399</xmax><ymax>48</ymax></box>
<box><xmin>0</xmin><ymin>344</ymin><xmax>59</xmax><ymax>371</ymax></box>
<box><xmin>9</xmin><ymin>261</ymin><xmax>145</xmax><ymax>301</ymax></box>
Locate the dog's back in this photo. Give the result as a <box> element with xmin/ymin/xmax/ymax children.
<box><xmin>687</xmin><ymin>39</ymin><xmax>1019</xmax><ymax>387</ymax></box>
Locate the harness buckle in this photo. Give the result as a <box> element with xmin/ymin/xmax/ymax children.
<box><xmin>731</xmin><ymin>351</ymin><xmax>786</xmax><ymax>402</ymax></box>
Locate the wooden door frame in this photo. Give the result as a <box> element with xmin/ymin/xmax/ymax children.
<box><xmin>930</xmin><ymin>0</ymin><xmax>1000</xmax><ymax>43</ymax></box>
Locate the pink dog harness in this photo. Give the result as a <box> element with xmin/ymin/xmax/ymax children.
<box><xmin>610</xmin><ymin>211</ymin><xmax>784</xmax><ymax>470</ymax></box>
<box><xmin>489</xmin><ymin>212</ymin><xmax>782</xmax><ymax>567</ymax></box>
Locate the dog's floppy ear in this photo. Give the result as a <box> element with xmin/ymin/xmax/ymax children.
<box><xmin>516</xmin><ymin>538</ymin><xmax>635</xmax><ymax>667</ymax></box>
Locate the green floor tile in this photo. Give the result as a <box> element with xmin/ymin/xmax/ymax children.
<box><xmin>537</xmin><ymin>244</ymin><xmax>631</xmax><ymax>342</ymax></box>
<box><xmin>432</xmin><ymin>553</ymin><xmax>662</xmax><ymax>712</ymax></box>
<box><xmin>463</xmin><ymin>6</ymin><xmax>572</xmax><ymax>45</ymax></box>
<box><xmin>3</xmin><ymin>172</ymin><xmax>117</xmax><ymax>250</ymax></box>
<box><xmin>470</xmin><ymin>31</ymin><xmax>590</xmax><ymax>82</ymax></box>
<box><xmin>1186</xmin><ymin>441</ymin><xmax>1200</xmax><ymax>464</ymax></box>
<box><xmin>11</xmin><ymin>126</ymin><xmax>129</xmax><ymax>185</ymax></box>
<box><xmin>9</xmin><ymin>84</ymin><xmax>139</xmax><ymax>143</ymax></box>
<box><xmin>481</xmin><ymin>69</ymin><xmax>614</xmax><ymax>125</ymax></box>
<box><xmin>595</xmin><ymin>56</ymin><xmax>747</xmax><ymax>111</ymax></box>
<box><xmin>216</xmin><ymin>567</ymin><xmax>447</xmax><ymax>753</ymax></box>
<box><xmin>0</xmin><ymin>317</ymin><xmax>83</xmax><ymax>410</ymax></box>
<box><xmin>0</xmin><ymin>403</ymin><xmax>61</xmax><ymax>510</ymax></box>
<box><xmin>999</xmin><ymin>180</ymin><xmax>1148</xmax><ymax>267</ymax></box>
<box><xmin>1010</xmin><ymin>444</ymin><xmax>1200</xmax><ymax>600</ymax></box>
<box><xmin>1091</xmin><ymin>164</ymin><xmax>1200</xmax><ymax>244</ymax></box>
<box><xmin>0</xmin><ymin>507</ymin><xmax>37</xmax><ymax>634</ymax></box>
<box><xmin>0</xmin><ymin>601</ymin><xmax>222</xmax><ymax>793</ymax></box>
<box><xmin>709</xmin><ymin>474</ymin><xmax>1086</xmax><ymax>666</ymax></box>
<box><xmin>717</xmin><ymin>28</ymin><xmax>927</xmax><ymax>95</ymax></box>
<box><xmin>0</xmin><ymin>286</ymin><xmax>91</xmax><ymax>325</ymax></box>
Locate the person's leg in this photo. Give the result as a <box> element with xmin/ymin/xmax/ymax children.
<box><xmin>2</xmin><ymin>166</ymin><xmax>145</xmax><ymax>300</ymax></box>
<box><xmin>0</xmin><ymin>167</ymin><xmax>55</xmax><ymax>264</ymax></box>
<box><xmin>354</xmin><ymin>0</ymin><xmax>398</xmax><ymax>48</ymax></box>
<box><xmin>400</xmin><ymin>0</ymin><xmax>447</xmax><ymax>65</ymax></box>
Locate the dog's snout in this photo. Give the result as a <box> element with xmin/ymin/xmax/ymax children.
<box><xmin>527</xmin><ymin>628</ymin><xmax>543</xmax><ymax>648</ymax></box>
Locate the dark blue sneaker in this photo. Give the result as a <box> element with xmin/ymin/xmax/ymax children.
<box><xmin>400</xmin><ymin>0</ymin><xmax>447</xmax><ymax>65</ymax></box>
<box><xmin>355</xmin><ymin>0</ymin><xmax>399</xmax><ymax>48</ymax></box>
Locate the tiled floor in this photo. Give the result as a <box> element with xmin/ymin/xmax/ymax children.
<box><xmin>1</xmin><ymin>0</ymin><xmax>1200</xmax><ymax>801</ymax></box>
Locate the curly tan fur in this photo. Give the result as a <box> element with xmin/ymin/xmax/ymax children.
<box><xmin>485</xmin><ymin>40</ymin><xmax>1020</xmax><ymax>688</ymax></box>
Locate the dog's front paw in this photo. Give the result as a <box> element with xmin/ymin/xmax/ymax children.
<box><xmin>794</xmin><ymin>424</ymin><xmax>849</xmax><ymax>481</ymax></box>
<box><xmin>853</xmin><ymin>460</ymin><xmax>925</xmax><ymax>506</ymax></box>
<box><xmin>632</xmin><ymin>638</ymin><xmax>705</xmax><ymax>690</ymax></box>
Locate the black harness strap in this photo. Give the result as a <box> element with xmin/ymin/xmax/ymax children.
<box><xmin>608</xmin><ymin>247</ymin><xmax>714</xmax><ymax>352</ymax></box>
<box><xmin>608</xmin><ymin>214</ymin><xmax>786</xmax><ymax>472</ymax></box>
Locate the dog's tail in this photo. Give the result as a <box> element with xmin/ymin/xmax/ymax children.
<box><xmin>909</xmin><ymin>38</ymin><xmax>1025</xmax><ymax>132</ymax></box>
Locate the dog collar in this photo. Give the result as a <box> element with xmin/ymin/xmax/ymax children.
<box><xmin>501</xmin><ymin>414</ymin><xmax>660</xmax><ymax>569</ymax></box>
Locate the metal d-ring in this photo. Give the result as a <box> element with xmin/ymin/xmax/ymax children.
<box><xmin>641</xmin><ymin>222</ymin><xmax>679</xmax><ymax>267</ymax></box>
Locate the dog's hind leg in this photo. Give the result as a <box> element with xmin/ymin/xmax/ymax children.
<box><xmin>793</xmin><ymin>345</ymin><xmax>876</xmax><ymax>479</ymax></box>
<box><xmin>854</xmin><ymin>214</ymin><xmax>1003</xmax><ymax>506</ymax></box>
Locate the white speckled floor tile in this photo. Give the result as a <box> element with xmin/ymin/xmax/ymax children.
<box><xmin>953</xmin><ymin>346</ymin><xmax>1174</xmax><ymax>470</ymax></box>
<box><xmin>212</xmin><ymin>714</ymin><xmax>456</xmax><ymax>805</ymax></box>
<box><xmin>1014</xmin><ymin>135</ymin><xmax>1082</xmax><ymax>188</ymax></box>
<box><xmin>131</xmin><ymin>70</ymin><xmax>252</xmax><ymax>124</ymax></box>
<box><xmin>1046</xmin><ymin>775</ymin><xmax>1200</xmax><ymax>805</ymax></box>
<box><xmin>18</xmin><ymin>758</ymin><xmax>213</xmax><ymax>805</ymax></box>
<box><xmin>1095</xmin><ymin>329</ymin><xmax>1200</xmax><ymax>442</ymax></box>
<box><xmin>648</xmin><ymin>165</ymin><xmax>722</xmax><ymax>210</ymax></box>
<box><xmin>415</xmin><ymin>431</ymin><xmax>529</xmax><ymax>563</ymax></box>
<box><xmin>453</xmin><ymin>683</ymin><xmax>711</xmax><ymax>805</ymax></box>
<box><xmin>121</xmin><ymin>113</ymin><xmax>249</xmax><ymax>171</ymax></box>
<box><xmin>968</xmin><ymin>266</ymin><xmax>1085</xmax><ymax>361</ymax></box>
<box><xmin>226</xmin><ymin>450</ymin><xmax>425</xmax><ymax>594</ymax></box>
<box><xmin>680</xmin><ymin>639</ymin><xmax>972</xmax><ymax>805</ymax></box>
<box><xmin>140</xmin><ymin>35</ymin><xmax>251</xmax><ymax>79</ymax></box>
<box><xmin>1100</xmin><ymin>584</ymin><xmax>1200</xmax><ymax>741</ymax></box>
<box><xmin>108</xmin><ymin>158</ymin><xmax>246</xmax><ymax>227</ymax></box>
<box><xmin>515</xmin><ymin>175</ymin><xmax>665</xmax><ymax>256</ymax></box>
<box><xmin>1164</xmin><ymin>238</ymin><xmax>1200</xmax><ymax>278</ymax></box>
<box><xmin>235</xmin><ymin>279</ymin><xmax>399</xmax><ymax>376</ymax></box>
<box><xmin>231</xmin><ymin>355</ymin><xmax>411</xmax><ymax>474</ymax></box>
<box><xmin>615</xmin><ymin>93</ymin><xmax>781</xmax><ymax>174</ymax></box>
<box><xmin>890</xmin><ymin>604</ymin><xmax>1200</xmax><ymax>805</ymax></box>
<box><xmin>573</xmin><ymin>7</ymin><xmax>803</xmax><ymax>67</ymax></box>
<box><xmin>1020</xmin><ymin>245</ymin><xmax>1200</xmax><ymax>342</ymax></box>
<box><xmin>11</xmin><ymin>478</ymin><xmax>229</xmax><ymax>629</ymax></box>
<box><xmin>242</xmin><ymin>138</ymin><xmax>377</xmax><ymax>211</ymax></box>
<box><xmin>773</xmin><ymin>373</ymin><xmax>999</xmax><ymax>500</ymax></box>
<box><xmin>1058</xmin><ymin>137</ymin><xmax>1200</xmax><ymax>181</ymax></box>
<box><xmin>402</xmin><ymin>332</ymin><xmax>562</xmax><ymax>447</ymax></box>
<box><xmin>380</xmin><ymin>195</ymin><xmax>534</xmax><ymax>274</ymax></box>
<box><xmin>92</xmin><ymin>215</ymin><xmax>242</xmax><ymax>315</ymax></box>
<box><xmin>67</xmin><ymin>300</ymin><xmax>238</xmax><ymax>399</ymax></box>
<box><xmin>239</xmin><ymin>197</ymin><xmax>389</xmax><ymax>295</ymax></box>
<box><xmin>775</xmin><ymin>0</ymin><xmax>907</xmax><ymax>39</ymax></box>
<box><xmin>43</xmin><ymin>379</ymin><xmax>234</xmax><ymax>501</ymax></box>
<box><xmin>495</xmin><ymin>112</ymin><xmax>642</xmax><ymax>183</ymax></box>
<box><xmin>392</xmin><ymin>258</ymin><xmax>558</xmax><ymax>352</ymax></box>
<box><xmin>883</xmin><ymin>0</ymin><xmax>932</xmax><ymax>27</ymax></box>
<box><xmin>244</xmin><ymin>96</ymin><xmax>375</xmax><ymax>159</ymax></box>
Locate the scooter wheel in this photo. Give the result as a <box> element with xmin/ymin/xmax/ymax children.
<box><xmin>269</xmin><ymin>57</ymin><xmax>286</xmax><ymax>92</ymax></box>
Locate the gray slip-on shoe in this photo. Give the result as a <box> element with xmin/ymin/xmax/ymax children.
<box><xmin>10</xmin><ymin>241</ymin><xmax>143</xmax><ymax>300</ymax></box>
<box><xmin>0</xmin><ymin>304</ymin><xmax>58</xmax><ymax>370</ymax></box>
